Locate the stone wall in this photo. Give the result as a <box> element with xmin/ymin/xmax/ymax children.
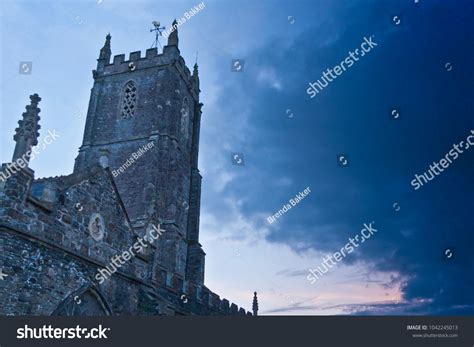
<box><xmin>0</xmin><ymin>165</ymin><xmax>249</xmax><ymax>315</ymax></box>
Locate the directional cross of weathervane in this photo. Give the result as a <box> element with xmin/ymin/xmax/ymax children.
<box><xmin>150</xmin><ymin>21</ymin><xmax>166</xmax><ymax>49</ymax></box>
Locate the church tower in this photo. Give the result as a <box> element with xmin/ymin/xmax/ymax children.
<box><xmin>73</xmin><ymin>24</ymin><xmax>205</xmax><ymax>284</ymax></box>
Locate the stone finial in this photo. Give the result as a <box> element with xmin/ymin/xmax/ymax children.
<box><xmin>193</xmin><ymin>63</ymin><xmax>200</xmax><ymax>90</ymax></box>
<box><xmin>12</xmin><ymin>94</ymin><xmax>41</xmax><ymax>164</ymax></box>
<box><xmin>98</xmin><ymin>33</ymin><xmax>112</xmax><ymax>67</ymax></box>
<box><xmin>167</xmin><ymin>19</ymin><xmax>179</xmax><ymax>47</ymax></box>
<box><xmin>252</xmin><ymin>291</ymin><xmax>258</xmax><ymax>316</ymax></box>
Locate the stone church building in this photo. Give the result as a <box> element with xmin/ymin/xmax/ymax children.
<box><xmin>0</xmin><ymin>21</ymin><xmax>258</xmax><ymax>316</ymax></box>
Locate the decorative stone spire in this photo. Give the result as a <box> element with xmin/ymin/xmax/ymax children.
<box><xmin>99</xmin><ymin>33</ymin><xmax>111</xmax><ymax>60</ymax></box>
<box><xmin>13</xmin><ymin>94</ymin><xmax>41</xmax><ymax>164</ymax></box>
<box><xmin>192</xmin><ymin>63</ymin><xmax>200</xmax><ymax>91</ymax></box>
<box><xmin>252</xmin><ymin>291</ymin><xmax>259</xmax><ymax>316</ymax></box>
<box><xmin>167</xmin><ymin>19</ymin><xmax>179</xmax><ymax>47</ymax></box>
<box><xmin>97</xmin><ymin>34</ymin><xmax>111</xmax><ymax>70</ymax></box>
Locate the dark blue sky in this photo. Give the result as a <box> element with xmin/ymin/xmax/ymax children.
<box><xmin>1</xmin><ymin>0</ymin><xmax>472</xmax><ymax>314</ymax></box>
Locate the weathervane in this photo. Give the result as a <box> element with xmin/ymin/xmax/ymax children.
<box><xmin>150</xmin><ymin>21</ymin><xmax>166</xmax><ymax>49</ymax></box>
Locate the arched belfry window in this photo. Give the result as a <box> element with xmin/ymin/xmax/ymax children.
<box><xmin>180</xmin><ymin>97</ymin><xmax>190</xmax><ymax>139</ymax></box>
<box><xmin>121</xmin><ymin>81</ymin><xmax>137</xmax><ymax>119</ymax></box>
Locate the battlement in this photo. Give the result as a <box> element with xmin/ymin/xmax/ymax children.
<box><xmin>155</xmin><ymin>267</ymin><xmax>250</xmax><ymax>315</ymax></box>
<box><xmin>95</xmin><ymin>45</ymin><xmax>195</xmax><ymax>92</ymax></box>
<box><xmin>98</xmin><ymin>49</ymin><xmax>168</xmax><ymax>77</ymax></box>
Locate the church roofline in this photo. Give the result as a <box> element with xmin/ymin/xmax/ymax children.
<box><xmin>31</xmin><ymin>164</ymin><xmax>133</xmax><ymax>228</ymax></box>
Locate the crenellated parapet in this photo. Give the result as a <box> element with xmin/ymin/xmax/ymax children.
<box><xmin>151</xmin><ymin>267</ymin><xmax>250</xmax><ymax>315</ymax></box>
<box><xmin>93</xmin><ymin>29</ymin><xmax>199</xmax><ymax>101</ymax></box>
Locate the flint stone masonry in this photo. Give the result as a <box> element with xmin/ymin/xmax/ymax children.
<box><xmin>0</xmin><ymin>25</ymin><xmax>251</xmax><ymax>316</ymax></box>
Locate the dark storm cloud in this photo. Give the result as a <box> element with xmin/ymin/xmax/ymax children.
<box><xmin>212</xmin><ymin>0</ymin><xmax>474</xmax><ymax>314</ymax></box>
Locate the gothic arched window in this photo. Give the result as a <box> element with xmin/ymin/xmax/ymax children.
<box><xmin>180</xmin><ymin>97</ymin><xmax>190</xmax><ymax>139</ymax></box>
<box><xmin>120</xmin><ymin>81</ymin><xmax>137</xmax><ymax>119</ymax></box>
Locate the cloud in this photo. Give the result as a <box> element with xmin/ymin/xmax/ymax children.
<box><xmin>256</xmin><ymin>67</ymin><xmax>282</xmax><ymax>91</ymax></box>
<box><xmin>198</xmin><ymin>0</ymin><xmax>474</xmax><ymax>315</ymax></box>
<box><xmin>275</xmin><ymin>268</ymin><xmax>308</xmax><ymax>278</ymax></box>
